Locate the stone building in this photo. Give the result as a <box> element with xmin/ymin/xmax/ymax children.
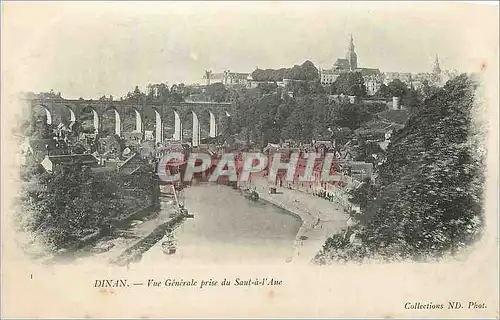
<box><xmin>40</xmin><ymin>154</ymin><xmax>99</xmax><ymax>173</ymax></box>
<box><xmin>318</xmin><ymin>35</ymin><xmax>381</xmax><ymax>92</ymax></box>
<box><xmin>21</xmin><ymin>137</ymin><xmax>69</xmax><ymax>164</ymax></box>
<box><xmin>381</xmin><ymin>55</ymin><xmax>457</xmax><ymax>90</ymax></box>
<box><xmin>201</xmin><ymin>70</ymin><xmax>250</xmax><ymax>87</ymax></box>
<box><xmin>319</xmin><ymin>37</ymin><xmax>456</xmax><ymax>95</ymax></box>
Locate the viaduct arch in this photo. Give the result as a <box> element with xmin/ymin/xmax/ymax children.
<box><xmin>25</xmin><ymin>98</ymin><xmax>232</xmax><ymax>147</ymax></box>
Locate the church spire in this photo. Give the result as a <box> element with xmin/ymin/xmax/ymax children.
<box><xmin>346</xmin><ymin>34</ymin><xmax>357</xmax><ymax>71</ymax></box>
<box><xmin>433</xmin><ymin>54</ymin><xmax>441</xmax><ymax>74</ymax></box>
<box><xmin>349</xmin><ymin>34</ymin><xmax>355</xmax><ymax>51</ymax></box>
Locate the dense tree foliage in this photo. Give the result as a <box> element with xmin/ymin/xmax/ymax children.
<box><xmin>421</xmin><ymin>80</ymin><xmax>440</xmax><ymax>100</ymax></box>
<box><xmin>332</xmin><ymin>102</ymin><xmax>373</xmax><ymax>130</ymax></box>
<box><xmin>349</xmin><ymin>178</ymin><xmax>378</xmax><ymax>213</ymax></box>
<box><xmin>205</xmin><ymin>83</ymin><xmax>228</xmax><ymax>102</ymax></box>
<box><xmin>252</xmin><ymin>68</ymin><xmax>287</xmax><ymax>82</ymax></box>
<box><xmin>18</xmin><ymin>160</ymin><xmax>156</xmax><ymax>252</ymax></box>
<box><xmin>317</xmin><ymin>74</ymin><xmax>484</xmax><ymax>262</ymax></box>
<box><xmin>375</xmin><ymin>79</ymin><xmax>438</xmax><ymax>114</ymax></box>
<box><xmin>19</xmin><ymin>164</ymin><xmax>123</xmax><ymax>250</ymax></box>
<box><xmin>227</xmin><ymin>81</ymin><xmax>380</xmax><ymax>148</ymax></box>
<box><xmin>257</xmin><ymin>82</ymin><xmax>278</xmax><ymax>95</ymax></box>
<box><xmin>23</xmin><ymin>117</ymin><xmax>53</xmax><ymax>140</ymax></box>
<box><xmin>376</xmin><ymin>79</ymin><xmax>407</xmax><ymax>98</ymax></box>
<box><xmin>251</xmin><ymin>60</ymin><xmax>318</xmax><ymax>82</ymax></box>
<box><xmin>332</xmin><ymin>72</ymin><xmax>367</xmax><ymax>96</ymax></box>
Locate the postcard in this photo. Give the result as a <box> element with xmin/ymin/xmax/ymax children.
<box><xmin>1</xmin><ymin>1</ymin><xmax>498</xmax><ymax>318</ymax></box>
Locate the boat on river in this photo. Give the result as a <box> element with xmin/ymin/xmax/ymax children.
<box><xmin>161</xmin><ymin>232</ymin><xmax>177</xmax><ymax>255</ymax></box>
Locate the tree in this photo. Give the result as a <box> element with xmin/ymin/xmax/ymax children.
<box><xmin>286</xmin><ymin>81</ymin><xmax>310</xmax><ymax>97</ymax></box>
<box><xmin>251</xmin><ymin>61</ymin><xmax>318</xmax><ymax>82</ymax></box>
<box><xmin>285</xmin><ymin>65</ymin><xmax>306</xmax><ymax>80</ymax></box>
<box><xmin>133</xmin><ymin>85</ymin><xmax>141</xmax><ymax>96</ymax></box>
<box><xmin>402</xmin><ymin>86</ymin><xmax>422</xmax><ymax>113</ymax></box>
<box><xmin>375</xmin><ymin>80</ymin><xmax>423</xmax><ymax>112</ymax></box>
<box><xmin>386</xmin><ymin>79</ymin><xmax>408</xmax><ymax>97</ymax></box>
<box><xmin>301</xmin><ymin>60</ymin><xmax>319</xmax><ymax>81</ymax></box>
<box><xmin>30</xmin><ymin>118</ymin><xmax>52</xmax><ymax>139</ymax></box>
<box><xmin>349</xmin><ymin>178</ymin><xmax>378</xmax><ymax>211</ymax></box>
<box><xmin>332</xmin><ymin>101</ymin><xmax>372</xmax><ymax>130</ymax></box>
<box><xmin>352</xmin><ymin>138</ymin><xmax>383</xmax><ymax>164</ymax></box>
<box><xmin>253</xmin><ymin>94</ymin><xmax>281</xmax><ymax>146</ymax></box>
<box><xmin>308</xmin><ymin>81</ymin><xmax>326</xmax><ymax>95</ymax></box>
<box><xmin>281</xmin><ymin>106</ymin><xmax>306</xmax><ymax>142</ymax></box>
<box><xmin>205</xmin><ymin>83</ymin><xmax>227</xmax><ymax>102</ymax></box>
<box><xmin>374</xmin><ymin>83</ymin><xmax>389</xmax><ymax>98</ymax></box>
<box><xmin>19</xmin><ymin>163</ymin><xmax>127</xmax><ymax>250</ymax></box>
<box><xmin>421</xmin><ymin>80</ymin><xmax>440</xmax><ymax>100</ymax></box>
<box><xmin>330</xmin><ymin>82</ymin><xmax>339</xmax><ymax>95</ymax></box>
<box><xmin>320</xmin><ymin>74</ymin><xmax>484</xmax><ymax>261</ymax></box>
<box><xmin>334</xmin><ymin>72</ymin><xmax>367</xmax><ymax>96</ymax></box>
<box><xmin>281</xmin><ymin>95</ymin><xmax>320</xmax><ymax>143</ymax></box>
<box><xmin>274</xmin><ymin>100</ymin><xmax>295</xmax><ymax>130</ymax></box>
<box><xmin>257</xmin><ymin>82</ymin><xmax>278</xmax><ymax>95</ymax></box>
<box><xmin>375</xmin><ymin>79</ymin><xmax>408</xmax><ymax>98</ymax></box>
<box><xmin>311</xmin><ymin>94</ymin><xmax>332</xmax><ymax>139</ymax></box>
<box><xmin>125</xmin><ymin>85</ymin><xmax>147</xmax><ymax>103</ymax></box>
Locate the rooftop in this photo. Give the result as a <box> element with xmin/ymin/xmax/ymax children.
<box><xmin>45</xmin><ymin>154</ymin><xmax>98</xmax><ymax>165</ymax></box>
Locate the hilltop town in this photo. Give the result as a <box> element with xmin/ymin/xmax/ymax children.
<box><xmin>201</xmin><ymin>36</ymin><xmax>456</xmax><ymax>96</ymax></box>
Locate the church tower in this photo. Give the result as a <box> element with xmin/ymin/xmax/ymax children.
<box><xmin>432</xmin><ymin>54</ymin><xmax>442</xmax><ymax>74</ymax></box>
<box><xmin>346</xmin><ymin>34</ymin><xmax>358</xmax><ymax>71</ymax></box>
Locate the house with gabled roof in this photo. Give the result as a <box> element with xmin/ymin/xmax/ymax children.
<box><xmin>116</xmin><ymin>152</ymin><xmax>151</xmax><ymax>175</ymax></box>
<box><xmin>40</xmin><ymin>154</ymin><xmax>99</xmax><ymax>173</ymax></box>
<box><xmin>21</xmin><ymin>137</ymin><xmax>70</xmax><ymax>164</ymax></box>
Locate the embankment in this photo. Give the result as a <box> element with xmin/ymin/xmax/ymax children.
<box><xmin>249</xmin><ymin>179</ymin><xmax>348</xmax><ymax>264</ymax></box>
<box><xmin>109</xmin><ymin>213</ymin><xmax>186</xmax><ymax>266</ymax></box>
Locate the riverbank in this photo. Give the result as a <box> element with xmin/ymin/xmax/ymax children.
<box><xmin>249</xmin><ymin>178</ymin><xmax>349</xmax><ymax>264</ymax></box>
<box><xmin>36</xmin><ymin>201</ymin><xmax>181</xmax><ymax>267</ymax></box>
<box><xmin>109</xmin><ymin>212</ymin><xmax>186</xmax><ymax>266</ymax></box>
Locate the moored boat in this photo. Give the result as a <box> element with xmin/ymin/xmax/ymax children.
<box><xmin>161</xmin><ymin>241</ymin><xmax>177</xmax><ymax>255</ymax></box>
<box><xmin>161</xmin><ymin>232</ymin><xmax>177</xmax><ymax>255</ymax></box>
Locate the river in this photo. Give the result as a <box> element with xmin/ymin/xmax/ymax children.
<box><xmin>140</xmin><ymin>183</ymin><xmax>303</xmax><ymax>265</ymax></box>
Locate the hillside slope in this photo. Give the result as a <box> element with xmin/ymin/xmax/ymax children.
<box><xmin>317</xmin><ymin>74</ymin><xmax>485</xmax><ymax>262</ymax></box>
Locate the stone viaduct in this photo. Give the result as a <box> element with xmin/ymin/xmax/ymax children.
<box><xmin>24</xmin><ymin>98</ymin><xmax>233</xmax><ymax>147</ymax></box>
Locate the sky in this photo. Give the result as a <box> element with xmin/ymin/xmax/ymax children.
<box><xmin>2</xmin><ymin>1</ymin><xmax>498</xmax><ymax>99</ymax></box>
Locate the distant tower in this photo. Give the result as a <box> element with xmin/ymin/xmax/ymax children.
<box><xmin>223</xmin><ymin>70</ymin><xmax>231</xmax><ymax>85</ymax></box>
<box><xmin>346</xmin><ymin>34</ymin><xmax>358</xmax><ymax>71</ymax></box>
<box><xmin>205</xmin><ymin>70</ymin><xmax>212</xmax><ymax>85</ymax></box>
<box><xmin>433</xmin><ymin>55</ymin><xmax>442</xmax><ymax>74</ymax></box>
